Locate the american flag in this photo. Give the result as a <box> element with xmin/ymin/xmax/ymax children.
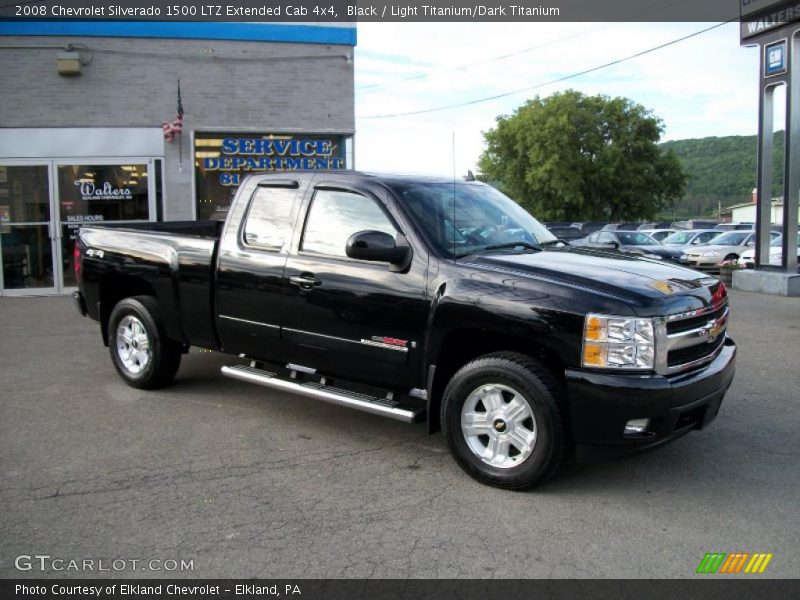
<box><xmin>162</xmin><ymin>81</ymin><xmax>184</xmax><ymax>142</ymax></box>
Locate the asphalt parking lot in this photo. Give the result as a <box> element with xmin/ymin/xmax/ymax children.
<box><xmin>0</xmin><ymin>290</ymin><xmax>798</xmax><ymax>579</ymax></box>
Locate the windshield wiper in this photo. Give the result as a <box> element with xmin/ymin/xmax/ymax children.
<box><xmin>456</xmin><ymin>241</ymin><xmax>542</xmax><ymax>257</ymax></box>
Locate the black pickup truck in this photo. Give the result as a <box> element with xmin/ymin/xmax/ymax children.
<box><xmin>73</xmin><ymin>171</ymin><xmax>735</xmax><ymax>490</ymax></box>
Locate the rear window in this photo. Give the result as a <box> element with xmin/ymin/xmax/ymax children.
<box><xmin>712</xmin><ymin>232</ymin><xmax>749</xmax><ymax>246</ymax></box>
<box><xmin>242</xmin><ymin>186</ymin><xmax>297</xmax><ymax>251</ymax></box>
<box><xmin>617</xmin><ymin>232</ymin><xmax>657</xmax><ymax>246</ymax></box>
<box><xmin>662</xmin><ymin>231</ymin><xmax>694</xmax><ymax>244</ymax></box>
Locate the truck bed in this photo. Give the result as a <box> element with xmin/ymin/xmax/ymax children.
<box><xmin>91</xmin><ymin>220</ymin><xmax>224</xmax><ymax>239</ymax></box>
<box><xmin>77</xmin><ymin>221</ymin><xmax>223</xmax><ymax>350</ymax></box>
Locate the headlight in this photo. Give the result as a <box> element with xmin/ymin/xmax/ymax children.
<box><xmin>582</xmin><ymin>314</ymin><xmax>655</xmax><ymax>370</ymax></box>
<box><xmin>700</xmin><ymin>250</ymin><xmax>721</xmax><ymax>257</ymax></box>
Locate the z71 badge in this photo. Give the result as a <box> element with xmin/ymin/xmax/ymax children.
<box><xmin>360</xmin><ymin>336</ymin><xmax>410</xmax><ymax>352</ymax></box>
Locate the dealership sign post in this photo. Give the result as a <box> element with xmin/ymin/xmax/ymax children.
<box><xmin>740</xmin><ymin>0</ymin><xmax>800</xmax><ymax>291</ymax></box>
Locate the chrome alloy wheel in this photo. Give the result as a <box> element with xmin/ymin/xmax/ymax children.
<box><xmin>460</xmin><ymin>384</ymin><xmax>537</xmax><ymax>469</ymax></box>
<box><xmin>116</xmin><ymin>315</ymin><xmax>151</xmax><ymax>375</ymax></box>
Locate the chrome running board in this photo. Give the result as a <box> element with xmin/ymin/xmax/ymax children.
<box><xmin>221</xmin><ymin>364</ymin><xmax>423</xmax><ymax>423</ymax></box>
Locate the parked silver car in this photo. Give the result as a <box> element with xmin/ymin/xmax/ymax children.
<box><xmin>638</xmin><ymin>228</ymin><xmax>676</xmax><ymax>243</ymax></box>
<box><xmin>660</xmin><ymin>229</ymin><xmax>723</xmax><ymax>250</ymax></box>
<box><xmin>681</xmin><ymin>230</ymin><xmax>779</xmax><ymax>271</ymax></box>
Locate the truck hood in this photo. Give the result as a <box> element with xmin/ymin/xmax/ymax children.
<box><xmin>466</xmin><ymin>247</ymin><xmax>722</xmax><ymax>315</ymax></box>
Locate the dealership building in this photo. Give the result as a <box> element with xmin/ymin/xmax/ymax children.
<box><xmin>0</xmin><ymin>22</ymin><xmax>356</xmax><ymax>295</ymax></box>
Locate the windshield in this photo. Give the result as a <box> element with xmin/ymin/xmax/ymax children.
<box><xmin>616</xmin><ymin>232</ymin><xmax>658</xmax><ymax>246</ymax></box>
<box><xmin>662</xmin><ymin>231</ymin><xmax>695</xmax><ymax>244</ymax></box>
<box><xmin>712</xmin><ymin>231</ymin><xmax>749</xmax><ymax>246</ymax></box>
<box><xmin>388</xmin><ymin>182</ymin><xmax>557</xmax><ymax>257</ymax></box>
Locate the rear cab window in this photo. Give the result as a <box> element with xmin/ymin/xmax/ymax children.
<box><xmin>242</xmin><ymin>186</ymin><xmax>298</xmax><ymax>252</ymax></box>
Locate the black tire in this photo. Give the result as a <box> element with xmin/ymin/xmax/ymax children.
<box><xmin>107</xmin><ymin>295</ymin><xmax>182</xmax><ymax>389</ymax></box>
<box><xmin>724</xmin><ymin>254</ymin><xmax>739</xmax><ymax>262</ymax></box>
<box><xmin>440</xmin><ymin>352</ymin><xmax>566</xmax><ymax>490</ymax></box>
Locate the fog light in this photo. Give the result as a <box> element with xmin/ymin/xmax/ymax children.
<box><xmin>624</xmin><ymin>418</ymin><xmax>651</xmax><ymax>436</ymax></box>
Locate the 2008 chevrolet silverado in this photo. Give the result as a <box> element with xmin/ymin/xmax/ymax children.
<box><xmin>73</xmin><ymin>171</ymin><xmax>735</xmax><ymax>489</ymax></box>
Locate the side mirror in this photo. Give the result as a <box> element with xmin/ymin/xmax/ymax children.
<box><xmin>610</xmin><ymin>241</ymin><xmax>620</xmax><ymax>249</ymax></box>
<box><xmin>346</xmin><ymin>230</ymin><xmax>412</xmax><ymax>271</ymax></box>
<box><xmin>691</xmin><ymin>239</ymin><xmax>700</xmax><ymax>245</ymax></box>
<box><xmin>746</xmin><ymin>240</ymin><xmax>755</xmax><ymax>247</ymax></box>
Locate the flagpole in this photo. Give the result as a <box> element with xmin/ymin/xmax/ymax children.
<box><xmin>177</xmin><ymin>80</ymin><xmax>183</xmax><ymax>172</ymax></box>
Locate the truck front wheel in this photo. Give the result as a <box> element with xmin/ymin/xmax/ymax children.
<box><xmin>441</xmin><ymin>352</ymin><xmax>566</xmax><ymax>490</ymax></box>
<box><xmin>108</xmin><ymin>296</ymin><xmax>182</xmax><ymax>389</ymax></box>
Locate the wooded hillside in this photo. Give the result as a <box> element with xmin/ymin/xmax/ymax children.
<box><xmin>660</xmin><ymin>132</ymin><xmax>784</xmax><ymax>218</ymax></box>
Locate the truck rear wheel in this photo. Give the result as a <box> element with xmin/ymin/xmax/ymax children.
<box><xmin>108</xmin><ymin>296</ymin><xmax>182</xmax><ymax>389</ymax></box>
<box><xmin>441</xmin><ymin>352</ymin><xmax>566</xmax><ymax>490</ymax></box>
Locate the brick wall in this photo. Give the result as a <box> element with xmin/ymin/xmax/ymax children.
<box><xmin>0</xmin><ymin>36</ymin><xmax>355</xmax><ymax>219</ymax></box>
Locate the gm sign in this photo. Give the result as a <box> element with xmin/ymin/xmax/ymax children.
<box><xmin>765</xmin><ymin>40</ymin><xmax>788</xmax><ymax>76</ymax></box>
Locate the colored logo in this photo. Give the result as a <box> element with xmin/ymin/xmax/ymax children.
<box><xmin>696</xmin><ymin>552</ymin><xmax>773</xmax><ymax>574</ymax></box>
<box><xmin>765</xmin><ymin>41</ymin><xmax>786</xmax><ymax>77</ymax></box>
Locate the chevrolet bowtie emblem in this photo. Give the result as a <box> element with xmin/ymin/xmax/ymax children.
<box><xmin>704</xmin><ymin>318</ymin><xmax>723</xmax><ymax>342</ymax></box>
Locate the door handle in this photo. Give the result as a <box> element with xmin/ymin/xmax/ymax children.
<box><xmin>289</xmin><ymin>274</ymin><xmax>321</xmax><ymax>291</ymax></box>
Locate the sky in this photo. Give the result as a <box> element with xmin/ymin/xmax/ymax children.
<box><xmin>352</xmin><ymin>22</ymin><xmax>766</xmax><ymax>176</ymax></box>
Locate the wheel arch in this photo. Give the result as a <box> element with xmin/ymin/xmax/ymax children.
<box><xmin>107</xmin><ymin>294</ymin><xmax>182</xmax><ymax>389</ymax></box>
<box><xmin>98</xmin><ymin>274</ymin><xmax>156</xmax><ymax>346</ymax></box>
<box><xmin>427</xmin><ymin>328</ymin><xmax>568</xmax><ymax>433</ymax></box>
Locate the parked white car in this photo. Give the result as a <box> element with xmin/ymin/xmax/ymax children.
<box><xmin>680</xmin><ymin>230</ymin><xmax>779</xmax><ymax>271</ymax></box>
<box><xmin>738</xmin><ymin>234</ymin><xmax>800</xmax><ymax>269</ymax></box>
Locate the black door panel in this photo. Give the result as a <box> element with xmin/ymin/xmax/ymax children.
<box><xmin>282</xmin><ymin>185</ymin><xmax>429</xmax><ymax>389</ymax></box>
<box><xmin>215</xmin><ymin>182</ymin><xmax>303</xmax><ymax>360</ymax></box>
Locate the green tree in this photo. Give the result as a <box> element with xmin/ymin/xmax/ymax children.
<box><xmin>478</xmin><ymin>90</ymin><xmax>687</xmax><ymax>221</ymax></box>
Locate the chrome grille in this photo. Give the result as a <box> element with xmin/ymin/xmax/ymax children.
<box><xmin>666</xmin><ymin>303</ymin><xmax>727</xmax><ymax>335</ymax></box>
<box><xmin>656</xmin><ymin>302</ymin><xmax>728</xmax><ymax>375</ymax></box>
<box><xmin>667</xmin><ymin>335</ymin><xmax>725</xmax><ymax>367</ymax></box>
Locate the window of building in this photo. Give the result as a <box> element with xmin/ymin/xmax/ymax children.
<box><xmin>194</xmin><ymin>132</ymin><xmax>350</xmax><ymax>221</ymax></box>
<box><xmin>58</xmin><ymin>163</ymin><xmax>151</xmax><ymax>287</ymax></box>
<box><xmin>154</xmin><ymin>158</ymin><xmax>164</xmax><ymax>222</ymax></box>
<box><xmin>301</xmin><ymin>189</ymin><xmax>397</xmax><ymax>259</ymax></box>
<box><xmin>0</xmin><ymin>165</ymin><xmax>54</xmax><ymax>291</ymax></box>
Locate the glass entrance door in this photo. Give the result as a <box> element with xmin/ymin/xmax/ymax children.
<box><xmin>0</xmin><ymin>159</ymin><xmax>156</xmax><ymax>295</ymax></box>
<box><xmin>0</xmin><ymin>164</ymin><xmax>58</xmax><ymax>295</ymax></box>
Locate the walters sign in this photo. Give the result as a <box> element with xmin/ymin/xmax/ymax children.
<box><xmin>740</xmin><ymin>0</ymin><xmax>800</xmax><ymax>40</ymax></box>
<box><xmin>75</xmin><ymin>180</ymin><xmax>133</xmax><ymax>200</ymax></box>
